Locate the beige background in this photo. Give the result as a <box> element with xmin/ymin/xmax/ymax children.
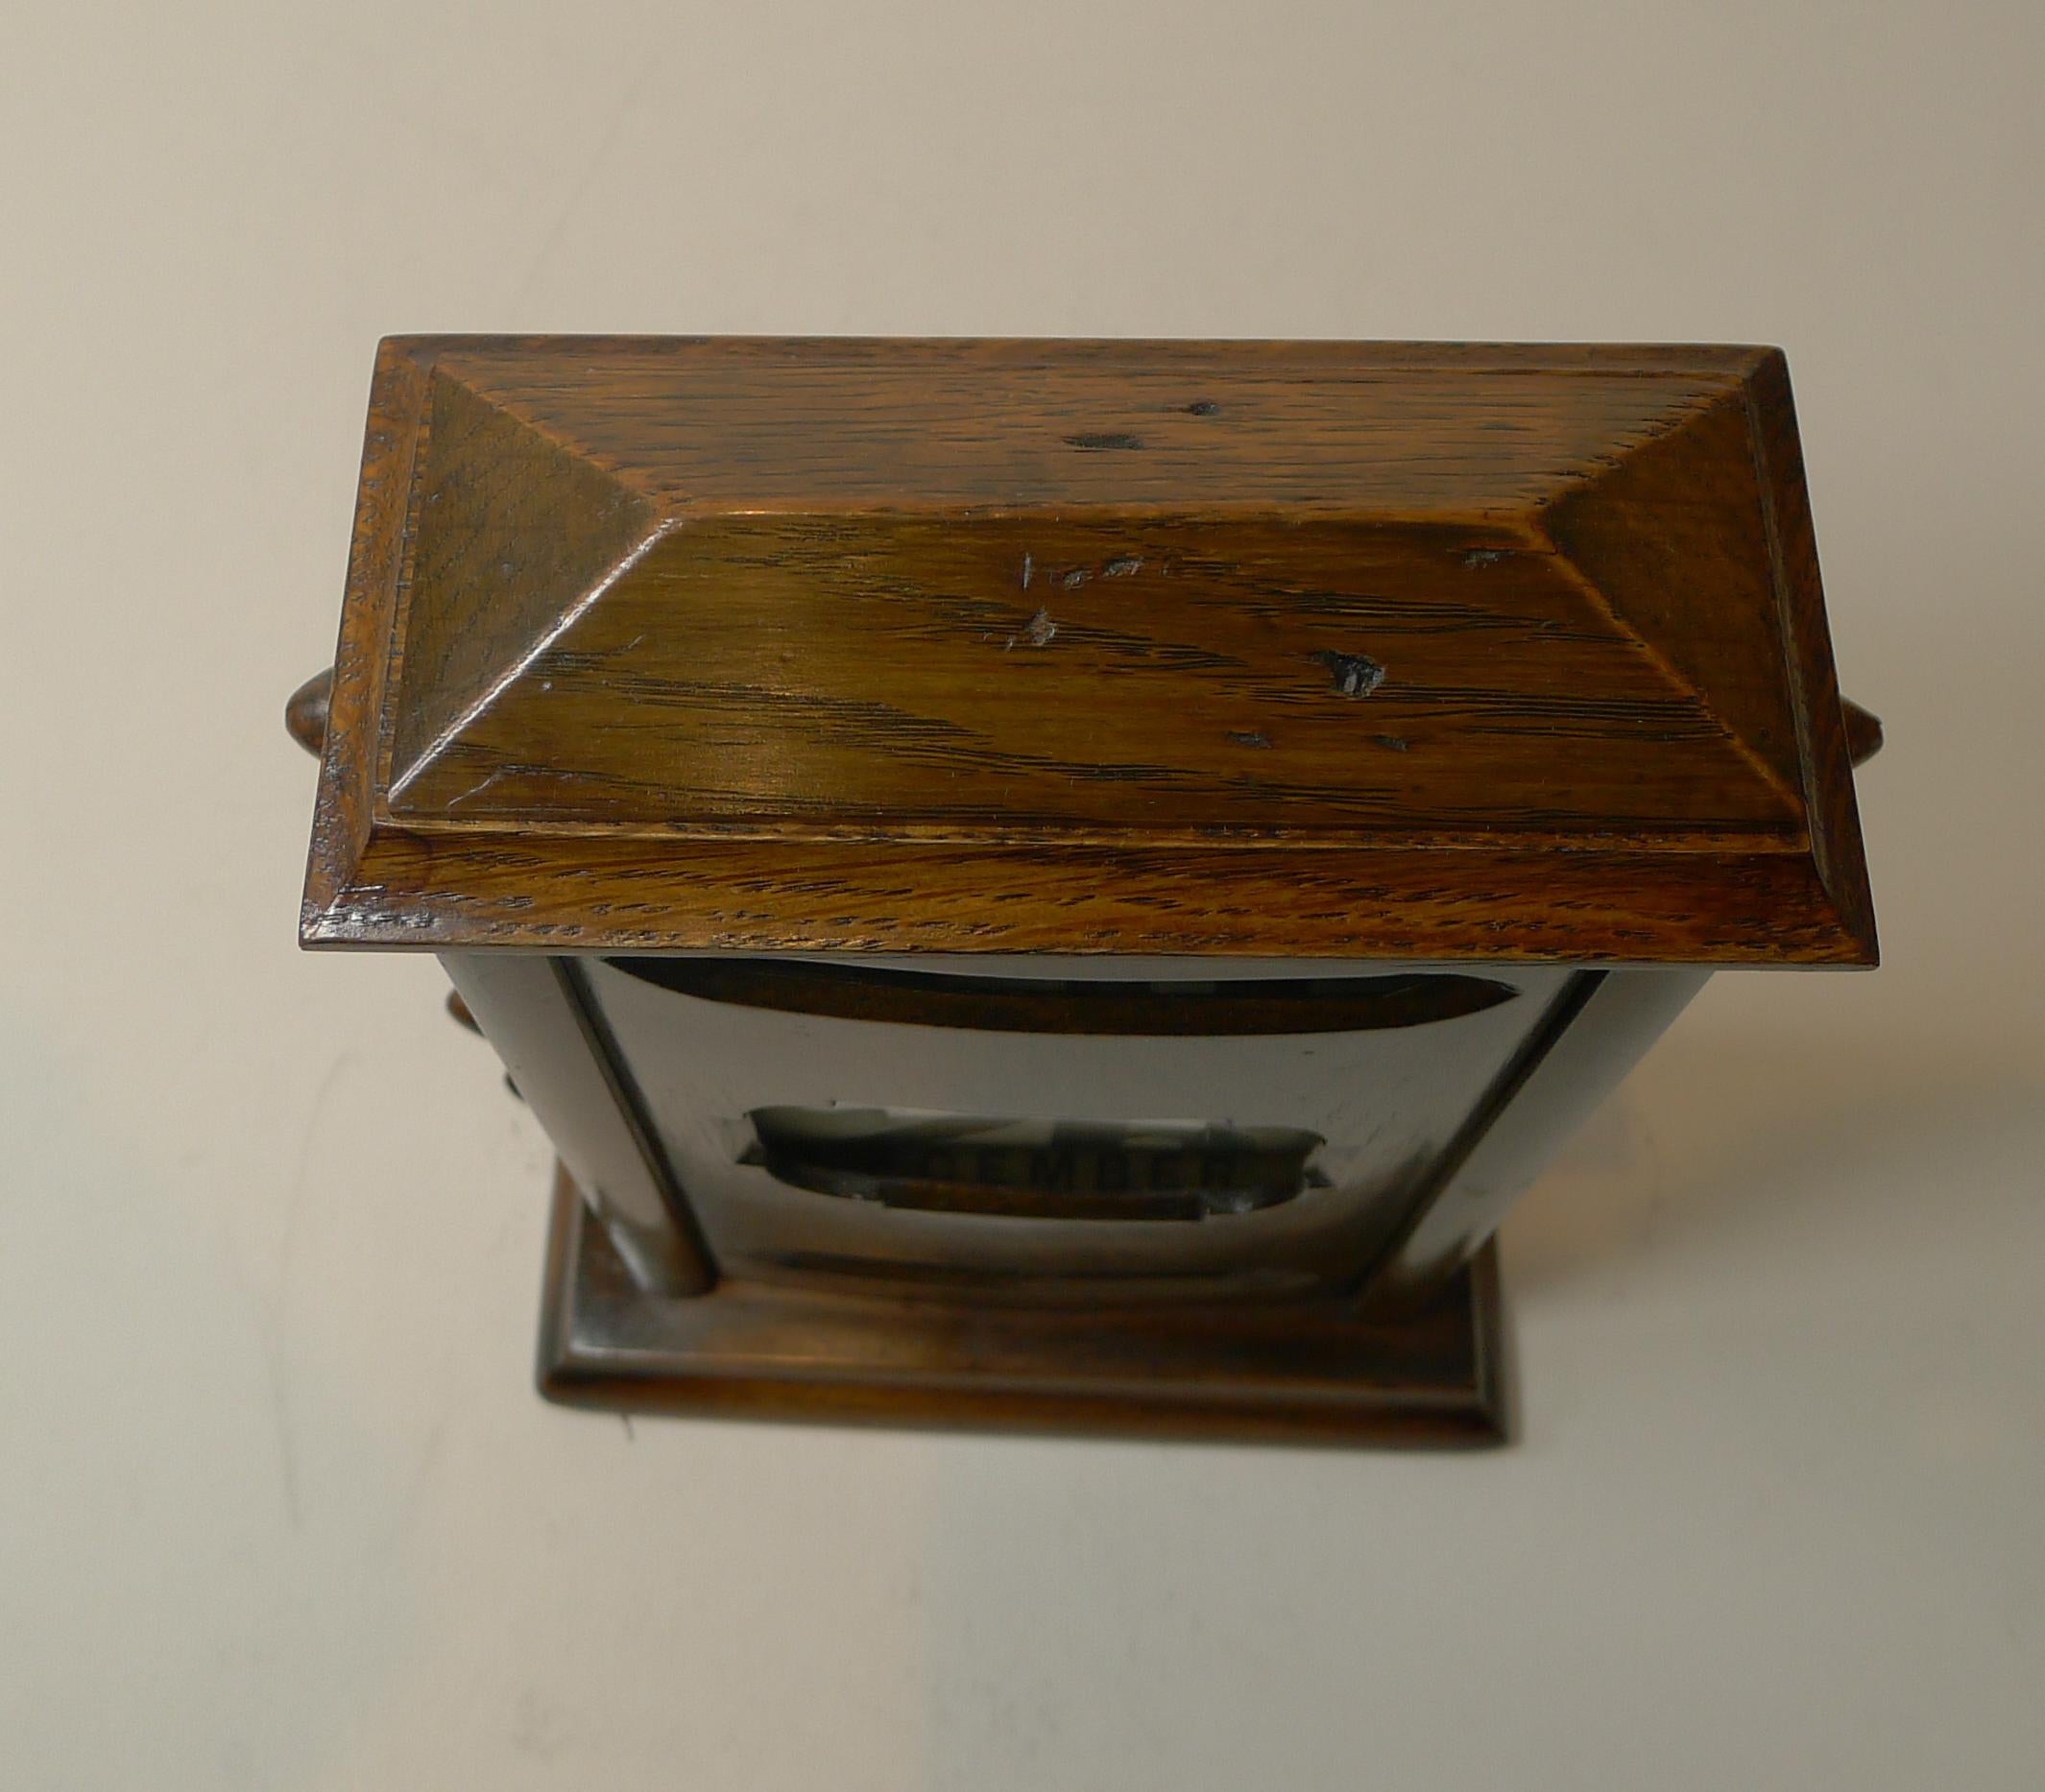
<box><xmin>4</xmin><ymin>3</ymin><xmax>2042</xmax><ymax>1786</ymax></box>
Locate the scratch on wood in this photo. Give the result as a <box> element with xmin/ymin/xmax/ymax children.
<box><xmin>1103</xmin><ymin>557</ymin><xmax>1143</xmax><ymax>578</ymax></box>
<box><xmin>1023</xmin><ymin>608</ymin><xmax>1057</xmax><ymax>647</ymax></box>
<box><xmin>1312</xmin><ymin>650</ymin><xmax>1386</xmax><ymax>698</ymax></box>
<box><xmin>1460</xmin><ymin>548</ymin><xmax>1511</xmax><ymax>568</ymax></box>
<box><xmin>1066</xmin><ymin>432</ymin><xmax>1144</xmax><ymax>451</ymax></box>
<box><xmin>1228</xmin><ymin>729</ymin><xmax>1272</xmax><ymax>750</ymax></box>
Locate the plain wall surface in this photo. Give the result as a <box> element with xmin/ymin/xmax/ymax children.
<box><xmin>3</xmin><ymin>4</ymin><xmax>2040</xmax><ymax>1786</ymax></box>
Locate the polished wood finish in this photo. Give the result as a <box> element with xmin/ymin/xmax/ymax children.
<box><xmin>1841</xmin><ymin>697</ymin><xmax>1884</xmax><ymax>769</ymax></box>
<box><xmin>301</xmin><ymin>337</ymin><xmax>1876</xmax><ymax>966</ymax></box>
<box><xmin>291</xmin><ymin>337</ymin><xmax>1882</xmax><ymax>1445</ymax></box>
<box><xmin>283</xmin><ymin>668</ymin><xmax>331</xmax><ymax>757</ymax></box>
<box><xmin>537</xmin><ymin>1163</ymin><xmax>1507</xmax><ymax>1446</ymax></box>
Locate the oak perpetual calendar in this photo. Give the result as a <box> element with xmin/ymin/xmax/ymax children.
<box><xmin>288</xmin><ymin>337</ymin><xmax>1880</xmax><ymax>1446</ymax></box>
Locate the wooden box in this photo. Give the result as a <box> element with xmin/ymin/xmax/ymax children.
<box><xmin>290</xmin><ymin>337</ymin><xmax>1879</xmax><ymax>1446</ymax></box>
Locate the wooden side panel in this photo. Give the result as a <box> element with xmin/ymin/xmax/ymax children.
<box><xmin>436</xmin><ymin>338</ymin><xmax>1738</xmax><ymax>514</ymax></box>
<box><xmin>1744</xmin><ymin>350</ymin><xmax>1879</xmax><ymax>960</ymax></box>
<box><xmin>301</xmin><ymin>341</ymin><xmax>426</xmax><ymax>920</ymax></box>
<box><xmin>1544</xmin><ymin>389</ymin><xmax>1803</xmax><ymax>800</ymax></box>
<box><xmin>387</xmin><ymin>371</ymin><xmax>657</xmax><ymax>789</ymax></box>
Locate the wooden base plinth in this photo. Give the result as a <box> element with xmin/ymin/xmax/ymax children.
<box><xmin>538</xmin><ymin>1166</ymin><xmax>1508</xmax><ymax>1446</ymax></box>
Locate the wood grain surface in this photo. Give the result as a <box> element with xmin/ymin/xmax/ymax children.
<box><xmin>301</xmin><ymin>337</ymin><xmax>1876</xmax><ymax>964</ymax></box>
<box><xmin>537</xmin><ymin>1163</ymin><xmax>1509</xmax><ymax>1446</ymax></box>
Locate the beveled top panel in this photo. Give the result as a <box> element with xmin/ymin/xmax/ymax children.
<box><xmin>301</xmin><ymin>337</ymin><xmax>1874</xmax><ymax>963</ymax></box>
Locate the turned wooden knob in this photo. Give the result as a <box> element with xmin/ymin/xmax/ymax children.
<box><xmin>1841</xmin><ymin>698</ymin><xmax>1883</xmax><ymax>768</ymax></box>
<box><xmin>285</xmin><ymin>668</ymin><xmax>333</xmax><ymax>758</ymax></box>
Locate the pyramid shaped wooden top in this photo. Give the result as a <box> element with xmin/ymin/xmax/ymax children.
<box><xmin>301</xmin><ymin>336</ymin><xmax>1875</xmax><ymax>964</ymax></box>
